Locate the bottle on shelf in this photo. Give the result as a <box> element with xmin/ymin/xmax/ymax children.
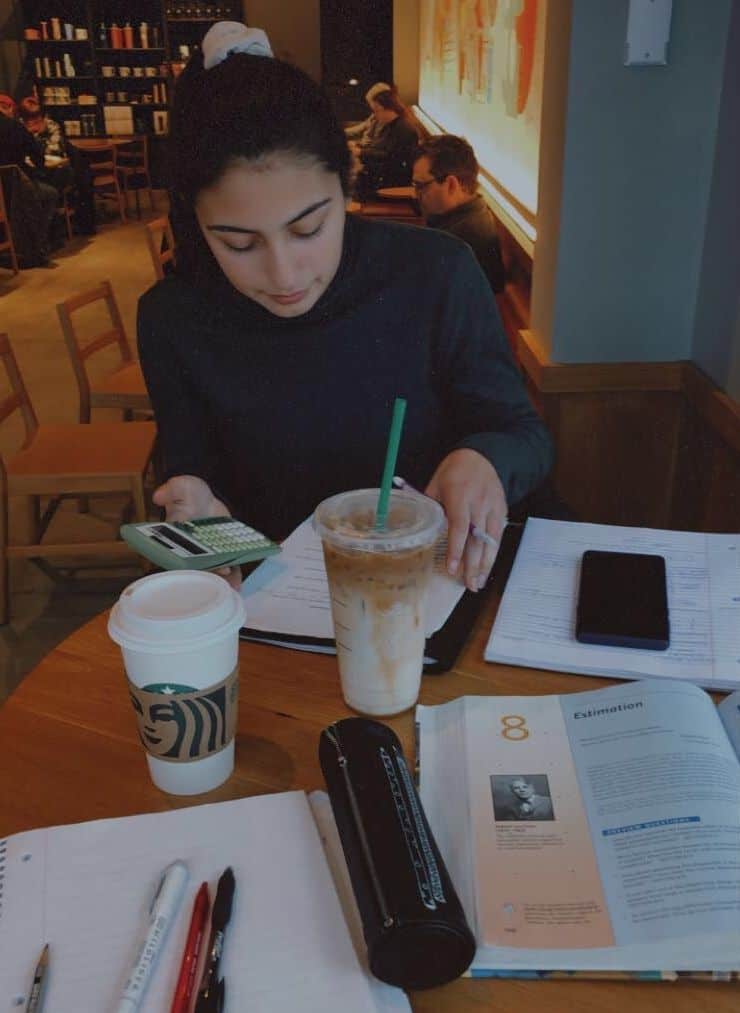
<box><xmin>63</xmin><ymin>53</ymin><xmax>75</xmax><ymax>77</ymax></box>
<box><xmin>34</xmin><ymin>57</ymin><xmax>43</xmax><ymax>77</ymax></box>
<box><xmin>54</xmin><ymin>58</ymin><xmax>62</xmax><ymax>77</ymax></box>
<box><xmin>140</xmin><ymin>22</ymin><xmax>149</xmax><ymax>49</ymax></box>
<box><xmin>123</xmin><ymin>22</ymin><xmax>134</xmax><ymax>49</ymax></box>
<box><xmin>152</xmin><ymin>25</ymin><xmax>161</xmax><ymax>47</ymax></box>
<box><xmin>110</xmin><ymin>23</ymin><xmax>123</xmax><ymax>49</ymax></box>
<box><xmin>99</xmin><ymin>23</ymin><xmax>107</xmax><ymax>46</ymax></box>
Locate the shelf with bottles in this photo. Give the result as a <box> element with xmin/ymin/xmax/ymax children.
<box><xmin>22</xmin><ymin>17</ymin><xmax>91</xmax><ymax>45</ymax></box>
<box><xmin>32</xmin><ymin>50</ymin><xmax>94</xmax><ymax>80</ymax></box>
<box><xmin>94</xmin><ymin>21</ymin><xmax>164</xmax><ymax>52</ymax></box>
<box><xmin>164</xmin><ymin>3</ymin><xmax>239</xmax><ymax>17</ymax></box>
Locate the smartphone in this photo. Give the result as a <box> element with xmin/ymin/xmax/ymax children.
<box><xmin>576</xmin><ymin>550</ymin><xmax>670</xmax><ymax>651</ymax></box>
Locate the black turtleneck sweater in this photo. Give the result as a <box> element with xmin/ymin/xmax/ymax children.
<box><xmin>137</xmin><ymin>214</ymin><xmax>552</xmax><ymax>540</ymax></box>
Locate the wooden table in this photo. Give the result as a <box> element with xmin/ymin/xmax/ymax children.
<box><xmin>67</xmin><ymin>137</ymin><xmax>130</xmax><ymax>151</ymax></box>
<box><xmin>0</xmin><ymin>587</ymin><xmax>736</xmax><ymax>1012</ymax></box>
<box><xmin>376</xmin><ymin>186</ymin><xmax>417</xmax><ymax>200</ymax></box>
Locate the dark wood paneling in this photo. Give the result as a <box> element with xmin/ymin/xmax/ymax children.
<box><xmin>517</xmin><ymin>331</ymin><xmax>740</xmax><ymax>532</ymax></box>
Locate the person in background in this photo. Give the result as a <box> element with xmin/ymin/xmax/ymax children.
<box><xmin>352</xmin><ymin>86</ymin><xmax>420</xmax><ymax>200</ymax></box>
<box><xmin>412</xmin><ymin>134</ymin><xmax>505</xmax><ymax>295</ymax></box>
<box><xmin>18</xmin><ymin>95</ymin><xmax>66</xmax><ymax>158</ymax></box>
<box><xmin>0</xmin><ymin>92</ymin><xmax>58</xmax><ymax>261</ymax></box>
<box><xmin>344</xmin><ymin>81</ymin><xmax>392</xmax><ymax>150</ymax></box>
<box><xmin>139</xmin><ymin>23</ymin><xmax>553</xmax><ymax>594</ymax></box>
<box><xmin>17</xmin><ymin>95</ymin><xmax>95</xmax><ymax>235</ymax></box>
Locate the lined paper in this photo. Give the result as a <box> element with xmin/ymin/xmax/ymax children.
<box><xmin>485</xmin><ymin>518</ymin><xmax>740</xmax><ymax>690</ymax></box>
<box><xmin>0</xmin><ymin>793</ymin><xmax>409</xmax><ymax>1012</ymax></box>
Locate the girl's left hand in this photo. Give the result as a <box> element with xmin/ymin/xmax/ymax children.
<box><xmin>425</xmin><ymin>448</ymin><xmax>507</xmax><ymax>592</ymax></box>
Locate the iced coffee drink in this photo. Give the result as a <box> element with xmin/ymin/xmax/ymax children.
<box><xmin>314</xmin><ymin>489</ymin><xmax>444</xmax><ymax>716</ymax></box>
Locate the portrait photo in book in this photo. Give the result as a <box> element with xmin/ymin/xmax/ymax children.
<box><xmin>490</xmin><ymin>773</ymin><xmax>555</xmax><ymax>821</ymax></box>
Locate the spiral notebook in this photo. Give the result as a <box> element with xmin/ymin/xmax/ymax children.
<box><xmin>0</xmin><ymin>792</ymin><xmax>409</xmax><ymax>1012</ymax></box>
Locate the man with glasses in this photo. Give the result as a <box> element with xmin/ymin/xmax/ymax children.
<box><xmin>412</xmin><ymin>135</ymin><xmax>505</xmax><ymax>294</ymax></box>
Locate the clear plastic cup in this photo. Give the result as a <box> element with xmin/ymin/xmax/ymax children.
<box><xmin>314</xmin><ymin>489</ymin><xmax>444</xmax><ymax>716</ymax></box>
<box><xmin>108</xmin><ymin>570</ymin><xmax>246</xmax><ymax>795</ymax></box>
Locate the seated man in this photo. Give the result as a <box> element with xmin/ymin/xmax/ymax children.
<box><xmin>18</xmin><ymin>95</ymin><xmax>95</xmax><ymax>235</ymax></box>
<box><xmin>412</xmin><ymin>134</ymin><xmax>505</xmax><ymax>294</ymax></box>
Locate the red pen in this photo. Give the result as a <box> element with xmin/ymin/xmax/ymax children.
<box><xmin>170</xmin><ymin>881</ymin><xmax>210</xmax><ymax>1013</ymax></box>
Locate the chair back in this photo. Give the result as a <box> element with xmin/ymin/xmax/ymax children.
<box><xmin>0</xmin><ymin>333</ymin><xmax>39</xmax><ymax>454</ymax></box>
<box><xmin>0</xmin><ymin>171</ymin><xmax>19</xmax><ymax>274</ymax></box>
<box><xmin>56</xmin><ymin>280</ymin><xmax>132</xmax><ymax>423</ymax></box>
<box><xmin>144</xmin><ymin>215</ymin><xmax>176</xmax><ymax>281</ymax></box>
<box><xmin>82</xmin><ymin>142</ymin><xmax>118</xmax><ymax>182</ymax></box>
<box><xmin>117</xmin><ymin>135</ymin><xmax>149</xmax><ymax>174</ymax></box>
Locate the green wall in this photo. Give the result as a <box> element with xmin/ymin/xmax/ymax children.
<box><xmin>549</xmin><ymin>0</ymin><xmax>735</xmax><ymax>372</ymax></box>
<box><xmin>689</xmin><ymin>0</ymin><xmax>740</xmax><ymax>396</ymax></box>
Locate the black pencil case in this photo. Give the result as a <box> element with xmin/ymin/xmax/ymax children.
<box><xmin>319</xmin><ymin>717</ymin><xmax>476</xmax><ymax>990</ymax></box>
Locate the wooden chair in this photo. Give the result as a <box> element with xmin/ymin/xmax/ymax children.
<box><xmin>117</xmin><ymin>136</ymin><xmax>154</xmax><ymax>219</ymax></box>
<box><xmin>56</xmin><ymin>280</ymin><xmax>150</xmax><ymax>422</ymax></box>
<box><xmin>0</xmin><ymin>173</ymin><xmax>19</xmax><ymax>275</ymax></box>
<box><xmin>81</xmin><ymin>142</ymin><xmax>126</xmax><ymax>224</ymax></box>
<box><xmin>0</xmin><ymin>332</ymin><xmax>156</xmax><ymax>624</ymax></box>
<box><xmin>59</xmin><ymin>184</ymin><xmax>76</xmax><ymax>241</ymax></box>
<box><xmin>144</xmin><ymin>215</ymin><xmax>176</xmax><ymax>281</ymax></box>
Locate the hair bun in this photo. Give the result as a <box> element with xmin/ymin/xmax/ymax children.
<box><xmin>202</xmin><ymin>22</ymin><xmax>273</xmax><ymax>71</ymax></box>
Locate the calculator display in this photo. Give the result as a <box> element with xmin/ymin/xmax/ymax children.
<box><xmin>151</xmin><ymin>524</ymin><xmax>208</xmax><ymax>555</ymax></box>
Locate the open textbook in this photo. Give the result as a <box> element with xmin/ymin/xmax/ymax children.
<box><xmin>239</xmin><ymin>518</ymin><xmax>479</xmax><ymax>672</ymax></box>
<box><xmin>0</xmin><ymin>791</ymin><xmax>409</xmax><ymax>1012</ymax></box>
<box><xmin>485</xmin><ymin>518</ymin><xmax>740</xmax><ymax>691</ymax></box>
<box><xmin>417</xmin><ymin>679</ymin><xmax>740</xmax><ymax>977</ymax></box>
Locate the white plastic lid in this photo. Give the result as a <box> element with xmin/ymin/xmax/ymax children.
<box><xmin>108</xmin><ymin>570</ymin><xmax>246</xmax><ymax>654</ymax></box>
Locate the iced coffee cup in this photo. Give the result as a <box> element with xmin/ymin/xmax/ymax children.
<box><xmin>108</xmin><ymin>570</ymin><xmax>246</xmax><ymax>795</ymax></box>
<box><xmin>314</xmin><ymin>488</ymin><xmax>444</xmax><ymax>716</ymax></box>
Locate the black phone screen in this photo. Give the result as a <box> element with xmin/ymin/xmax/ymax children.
<box><xmin>576</xmin><ymin>550</ymin><xmax>669</xmax><ymax>651</ymax></box>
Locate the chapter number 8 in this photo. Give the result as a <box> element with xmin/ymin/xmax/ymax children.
<box><xmin>500</xmin><ymin>715</ymin><xmax>529</xmax><ymax>741</ymax></box>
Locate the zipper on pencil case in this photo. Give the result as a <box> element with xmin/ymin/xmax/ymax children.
<box><xmin>323</xmin><ymin>723</ymin><xmax>394</xmax><ymax>930</ymax></box>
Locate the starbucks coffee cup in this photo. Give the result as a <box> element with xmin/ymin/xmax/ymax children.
<box><xmin>108</xmin><ymin>570</ymin><xmax>246</xmax><ymax>795</ymax></box>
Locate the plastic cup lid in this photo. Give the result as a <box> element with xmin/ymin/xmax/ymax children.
<box><xmin>313</xmin><ymin>488</ymin><xmax>444</xmax><ymax>553</ymax></box>
<box><xmin>108</xmin><ymin>570</ymin><xmax>246</xmax><ymax>654</ymax></box>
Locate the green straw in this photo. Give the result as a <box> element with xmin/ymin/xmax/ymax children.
<box><xmin>376</xmin><ymin>397</ymin><xmax>407</xmax><ymax>530</ymax></box>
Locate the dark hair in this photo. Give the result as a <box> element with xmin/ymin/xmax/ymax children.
<box><xmin>169</xmin><ymin>50</ymin><xmax>351</xmax><ymax>282</ymax></box>
<box><xmin>170</xmin><ymin>50</ymin><xmax>351</xmax><ymax>201</ymax></box>
<box><xmin>371</xmin><ymin>87</ymin><xmax>408</xmax><ymax>119</ymax></box>
<box><xmin>413</xmin><ymin>135</ymin><xmax>479</xmax><ymax>194</ymax></box>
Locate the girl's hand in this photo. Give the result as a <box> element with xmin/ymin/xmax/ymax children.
<box><xmin>425</xmin><ymin>449</ymin><xmax>507</xmax><ymax>592</ymax></box>
<box><xmin>152</xmin><ymin>475</ymin><xmax>241</xmax><ymax>589</ymax></box>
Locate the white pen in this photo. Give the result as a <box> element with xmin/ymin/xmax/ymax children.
<box><xmin>114</xmin><ymin>860</ymin><xmax>189</xmax><ymax>1013</ymax></box>
<box><xmin>392</xmin><ymin>476</ymin><xmax>501</xmax><ymax>550</ymax></box>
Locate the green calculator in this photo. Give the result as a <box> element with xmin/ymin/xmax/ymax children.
<box><xmin>120</xmin><ymin>516</ymin><xmax>281</xmax><ymax>571</ymax></box>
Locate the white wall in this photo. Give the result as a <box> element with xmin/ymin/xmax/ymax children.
<box><xmin>394</xmin><ymin>0</ymin><xmax>420</xmax><ymax>104</ymax></box>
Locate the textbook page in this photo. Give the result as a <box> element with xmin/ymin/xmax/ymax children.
<box><xmin>418</xmin><ymin>680</ymin><xmax>740</xmax><ymax>971</ymax></box>
<box><xmin>484</xmin><ymin>518</ymin><xmax>740</xmax><ymax>691</ymax></box>
<box><xmin>0</xmin><ymin>793</ymin><xmax>404</xmax><ymax>1012</ymax></box>
<box><xmin>240</xmin><ymin>518</ymin><xmax>464</xmax><ymax>640</ymax></box>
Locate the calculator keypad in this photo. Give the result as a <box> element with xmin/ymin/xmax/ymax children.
<box><xmin>177</xmin><ymin>520</ymin><xmax>273</xmax><ymax>554</ymax></box>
